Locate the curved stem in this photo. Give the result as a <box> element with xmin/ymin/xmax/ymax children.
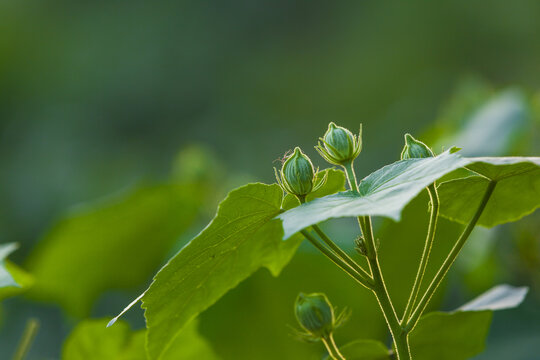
<box><xmin>322</xmin><ymin>333</ymin><xmax>346</xmax><ymax>360</ymax></box>
<box><xmin>300</xmin><ymin>230</ymin><xmax>373</xmax><ymax>290</ymax></box>
<box><xmin>405</xmin><ymin>180</ymin><xmax>497</xmax><ymax>332</ymax></box>
<box><xmin>402</xmin><ymin>184</ymin><xmax>439</xmax><ymax>324</ymax></box>
<box><xmin>311</xmin><ymin>224</ymin><xmax>373</xmax><ymax>283</ymax></box>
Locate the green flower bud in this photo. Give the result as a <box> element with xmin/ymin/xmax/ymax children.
<box><xmin>295</xmin><ymin>293</ymin><xmax>335</xmax><ymax>338</ymax></box>
<box><xmin>400</xmin><ymin>134</ymin><xmax>434</xmax><ymax>160</ymax></box>
<box><xmin>275</xmin><ymin>147</ymin><xmax>326</xmax><ymax>199</ymax></box>
<box><xmin>316</xmin><ymin>122</ymin><xmax>362</xmax><ymax>166</ymax></box>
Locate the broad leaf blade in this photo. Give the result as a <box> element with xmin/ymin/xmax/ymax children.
<box><xmin>410</xmin><ymin>311</ymin><xmax>492</xmax><ymax>360</ymax></box>
<box><xmin>458</xmin><ymin>284</ymin><xmax>529</xmax><ymax>312</ymax></box>
<box><xmin>63</xmin><ymin>319</ymin><xmax>219</xmax><ymax>360</ymax></box>
<box><xmin>278</xmin><ymin>150</ymin><xmax>469</xmax><ymax>239</ymax></box>
<box><xmin>27</xmin><ymin>183</ymin><xmax>203</xmax><ymax>316</ymax></box>
<box><xmin>438</xmin><ymin>157</ymin><xmax>540</xmax><ymax>227</ymax></box>
<box><xmin>410</xmin><ymin>284</ymin><xmax>528</xmax><ymax>360</ymax></box>
<box><xmin>142</xmin><ymin>183</ymin><xmax>301</xmax><ymax>360</ymax></box>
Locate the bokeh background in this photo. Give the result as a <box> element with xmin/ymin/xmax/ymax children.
<box><xmin>1</xmin><ymin>0</ymin><xmax>539</xmax><ymax>359</ymax></box>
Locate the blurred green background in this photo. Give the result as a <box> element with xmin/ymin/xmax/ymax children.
<box><xmin>1</xmin><ymin>0</ymin><xmax>539</xmax><ymax>359</ymax></box>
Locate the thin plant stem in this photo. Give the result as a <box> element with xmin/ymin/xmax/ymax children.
<box><xmin>402</xmin><ymin>183</ymin><xmax>439</xmax><ymax>324</ymax></box>
<box><xmin>362</xmin><ymin>217</ymin><xmax>410</xmax><ymax>360</ymax></box>
<box><xmin>13</xmin><ymin>318</ymin><xmax>39</xmax><ymax>360</ymax></box>
<box><xmin>311</xmin><ymin>224</ymin><xmax>373</xmax><ymax>283</ymax></box>
<box><xmin>300</xmin><ymin>230</ymin><xmax>373</xmax><ymax>290</ymax></box>
<box><xmin>322</xmin><ymin>333</ymin><xmax>346</xmax><ymax>360</ymax></box>
<box><xmin>297</xmin><ymin>196</ymin><xmax>373</xmax><ymax>285</ymax></box>
<box><xmin>343</xmin><ymin>161</ymin><xmax>410</xmax><ymax>360</ymax></box>
<box><xmin>405</xmin><ymin>180</ymin><xmax>497</xmax><ymax>332</ymax></box>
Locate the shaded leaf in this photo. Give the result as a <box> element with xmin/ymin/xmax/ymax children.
<box><xmin>278</xmin><ymin>150</ymin><xmax>469</xmax><ymax>239</ymax></box>
<box><xmin>410</xmin><ymin>311</ymin><xmax>492</xmax><ymax>360</ymax></box>
<box><xmin>142</xmin><ymin>183</ymin><xmax>301</xmax><ymax>360</ymax></box>
<box><xmin>62</xmin><ymin>319</ymin><xmax>218</xmax><ymax>360</ymax></box>
<box><xmin>27</xmin><ymin>183</ymin><xmax>203</xmax><ymax>316</ymax></box>
<box><xmin>438</xmin><ymin>157</ymin><xmax>540</xmax><ymax>227</ymax></box>
<box><xmin>410</xmin><ymin>284</ymin><xmax>528</xmax><ymax>360</ymax></box>
<box><xmin>323</xmin><ymin>339</ymin><xmax>390</xmax><ymax>360</ymax></box>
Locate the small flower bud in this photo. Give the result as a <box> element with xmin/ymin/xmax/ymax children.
<box><xmin>316</xmin><ymin>122</ymin><xmax>362</xmax><ymax>166</ymax></box>
<box><xmin>295</xmin><ymin>293</ymin><xmax>335</xmax><ymax>338</ymax></box>
<box><xmin>275</xmin><ymin>147</ymin><xmax>326</xmax><ymax>199</ymax></box>
<box><xmin>400</xmin><ymin>134</ymin><xmax>434</xmax><ymax>160</ymax></box>
<box><xmin>354</xmin><ymin>236</ymin><xmax>367</xmax><ymax>256</ymax></box>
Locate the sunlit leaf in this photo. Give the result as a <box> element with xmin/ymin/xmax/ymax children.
<box><xmin>142</xmin><ymin>183</ymin><xmax>302</xmax><ymax>360</ymax></box>
<box><xmin>438</xmin><ymin>157</ymin><xmax>540</xmax><ymax>227</ymax></box>
<box><xmin>27</xmin><ymin>183</ymin><xmax>203</xmax><ymax>316</ymax></box>
<box><xmin>0</xmin><ymin>243</ymin><xmax>19</xmax><ymax>289</ymax></box>
<box><xmin>278</xmin><ymin>150</ymin><xmax>469</xmax><ymax>239</ymax></box>
<box><xmin>458</xmin><ymin>284</ymin><xmax>529</xmax><ymax>312</ymax></box>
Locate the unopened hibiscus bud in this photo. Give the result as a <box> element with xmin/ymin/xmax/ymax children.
<box><xmin>316</xmin><ymin>122</ymin><xmax>362</xmax><ymax>166</ymax></box>
<box><xmin>295</xmin><ymin>293</ymin><xmax>335</xmax><ymax>338</ymax></box>
<box><xmin>400</xmin><ymin>134</ymin><xmax>434</xmax><ymax>160</ymax></box>
<box><xmin>275</xmin><ymin>147</ymin><xmax>326</xmax><ymax>200</ymax></box>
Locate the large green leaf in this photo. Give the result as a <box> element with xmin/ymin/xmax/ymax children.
<box><xmin>323</xmin><ymin>340</ymin><xmax>390</xmax><ymax>360</ymax></box>
<box><xmin>438</xmin><ymin>157</ymin><xmax>540</xmax><ymax>227</ymax></box>
<box><xmin>142</xmin><ymin>183</ymin><xmax>302</xmax><ymax>360</ymax></box>
<box><xmin>27</xmin><ymin>183</ymin><xmax>203</xmax><ymax>316</ymax></box>
<box><xmin>62</xmin><ymin>319</ymin><xmax>219</xmax><ymax>360</ymax></box>
<box><xmin>278</xmin><ymin>150</ymin><xmax>469</xmax><ymax>239</ymax></box>
<box><xmin>410</xmin><ymin>284</ymin><xmax>528</xmax><ymax>360</ymax></box>
<box><xmin>410</xmin><ymin>310</ymin><xmax>492</xmax><ymax>360</ymax></box>
<box><xmin>0</xmin><ymin>243</ymin><xmax>19</xmax><ymax>289</ymax></box>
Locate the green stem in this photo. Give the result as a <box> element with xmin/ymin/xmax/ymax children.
<box><xmin>402</xmin><ymin>184</ymin><xmax>439</xmax><ymax>324</ymax></box>
<box><xmin>405</xmin><ymin>180</ymin><xmax>497</xmax><ymax>332</ymax></box>
<box><xmin>300</xmin><ymin>230</ymin><xmax>373</xmax><ymax>290</ymax></box>
<box><xmin>362</xmin><ymin>217</ymin><xmax>410</xmax><ymax>360</ymax></box>
<box><xmin>311</xmin><ymin>224</ymin><xmax>373</xmax><ymax>284</ymax></box>
<box><xmin>13</xmin><ymin>318</ymin><xmax>39</xmax><ymax>360</ymax></box>
<box><xmin>343</xmin><ymin>160</ymin><xmax>410</xmax><ymax>360</ymax></box>
<box><xmin>322</xmin><ymin>333</ymin><xmax>346</xmax><ymax>360</ymax></box>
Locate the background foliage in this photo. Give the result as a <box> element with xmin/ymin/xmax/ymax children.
<box><xmin>1</xmin><ymin>0</ymin><xmax>539</xmax><ymax>359</ymax></box>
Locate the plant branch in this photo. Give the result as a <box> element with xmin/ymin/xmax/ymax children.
<box><xmin>343</xmin><ymin>160</ymin><xmax>410</xmax><ymax>359</ymax></box>
<box><xmin>402</xmin><ymin>183</ymin><xmax>439</xmax><ymax>324</ymax></box>
<box><xmin>13</xmin><ymin>318</ymin><xmax>39</xmax><ymax>360</ymax></box>
<box><xmin>322</xmin><ymin>333</ymin><xmax>346</xmax><ymax>360</ymax></box>
<box><xmin>311</xmin><ymin>224</ymin><xmax>373</xmax><ymax>283</ymax></box>
<box><xmin>405</xmin><ymin>180</ymin><xmax>497</xmax><ymax>332</ymax></box>
<box><xmin>300</xmin><ymin>230</ymin><xmax>373</xmax><ymax>290</ymax></box>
